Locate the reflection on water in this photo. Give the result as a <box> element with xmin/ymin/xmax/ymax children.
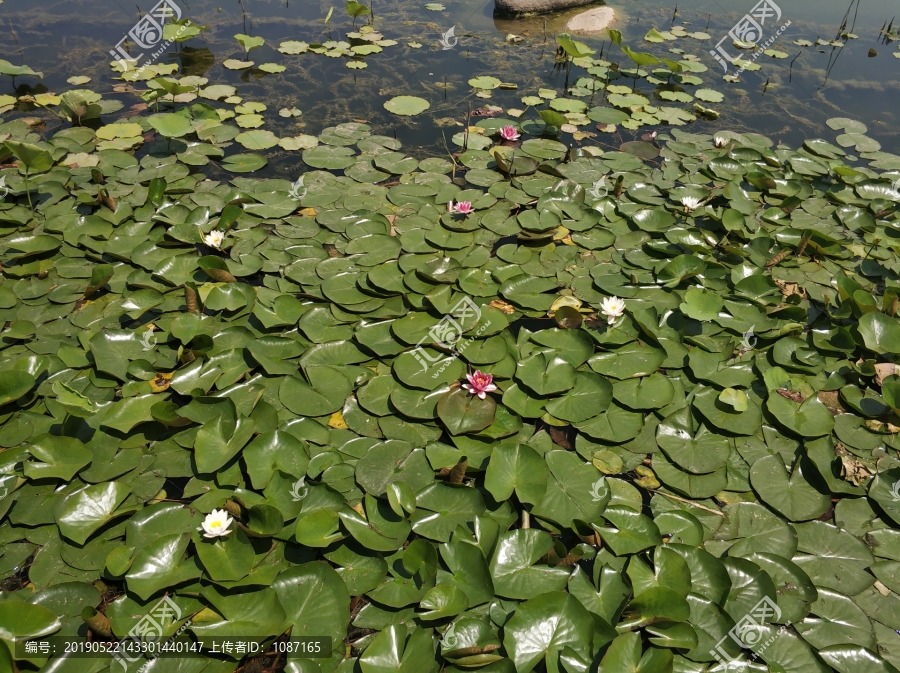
<box><xmin>0</xmin><ymin>0</ymin><xmax>899</xmax><ymax>174</ymax></box>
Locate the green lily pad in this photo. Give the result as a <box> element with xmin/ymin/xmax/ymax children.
<box><xmin>384</xmin><ymin>96</ymin><xmax>431</xmax><ymax>116</ymax></box>
<box><xmin>437</xmin><ymin>388</ymin><xmax>497</xmax><ymax>435</ymax></box>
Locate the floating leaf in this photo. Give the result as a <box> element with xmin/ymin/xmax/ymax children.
<box><xmin>223</xmin><ymin>59</ymin><xmax>255</xmax><ymax>70</ymax></box>
<box><xmin>384</xmin><ymin>96</ymin><xmax>431</xmax><ymax>116</ymax></box>
<box><xmin>235</xmin><ymin>129</ymin><xmax>279</xmax><ymax>150</ymax></box>
<box><xmin>234</xmin><ymin>33</ymin><xmax>265</xmax><ymax>54</ymax></box>
<box><xmin>220</xmin><ymin>153</ymin><xmax>268</xmax><ymax>172</ymax></box>
<box><xmin>280</xmin><ymin>40</ymin><xmax>310</xmax><ymax>56</ymax></box>
<box><xmin>437</xmin><ymin>388</ymin><xmax>497</xmax><ymax>435</ymax></box>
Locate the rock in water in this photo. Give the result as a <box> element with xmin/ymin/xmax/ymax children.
<box><xmin>566</xmin><ymin>6</ymin><xmax>617</xmax><ymax>34</ymax></box>
<box><xmin>494</xmin><ymin>0</ymin><xmax>598</xmax><ymax>16</ymax></box>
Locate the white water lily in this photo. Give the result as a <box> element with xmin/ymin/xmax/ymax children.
<box><xmin>0</xmin><ymin>176</ymin><xmax>7</xmax><ymax>199</ymax></box>
<box><xmin>681</xmin><ymin>196</ymin><xmax>702</xmax><ymax>212</ymax></box>
<box><xmin>600</xmin><ymin>296</ymin><xmax>626</xmax><ymax>325</ymax></box>
<box><xmin>204</xmin><ymin>229</ymin><xmax>225</xmax><ymax>249</ymax></box>
<box><xmin>714</xmin><ymin>135</ymin><xmax>728</xmax><ymax>148</ymax></box>
<box><xmin>199</xmin><ymin>509</ymin><xmax>234</xmax><ymax>538</ymax></box>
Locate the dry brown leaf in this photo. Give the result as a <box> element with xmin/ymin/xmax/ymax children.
<box><xmin>471</xmin><ymin>106</ymin><xmax>504</xmax><ymax>118</ymax></box>
<box><xmin>546</xmin><ymin>425</ymin><xmax>572</xmax><ymax>450</ymax></box>
<box><xmin>449</xmin><ymin>459</ymin><xmax>467</xmax><ymax>484</ymax></box>
<box><xmin>817</xmin><ymin>390</ymin><xmax>844</xmax><ymax>415</ymax></box>
<box><xmin>489</xmin><ymin>299</ymin><xmax>517</xmax><ymax>314</ymax></box>
<box><xmin>774</xmin><ymin>278</ymin><xmax>806</xmax><ymax>298</ymax></box>
<box><xmin>835</xmin><ymin>442</ymin><xmax>874</xmax><ymax>486</ymax></box>
<box><xmin>776</xmin><ymin>388</ymin><xmax>805</xmax><ymax>403</ymax></box>
<box><xmin>875</xmin><ymin>363</ymin><xmax>897</xmax><ymax>387</ymax></box>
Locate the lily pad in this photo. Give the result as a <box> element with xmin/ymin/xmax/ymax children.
<box><xmin>384</xmin><ymin>96</ymin><xmax>430</xmax><ymax>116</ymax></box>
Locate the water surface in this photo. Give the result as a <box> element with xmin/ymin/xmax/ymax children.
<box><xmin>0</xmin><ymin>0</ymin><xmax>897</xmax><ymax>171</ymax></box>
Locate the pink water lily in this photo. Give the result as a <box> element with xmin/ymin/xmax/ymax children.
<box><xmin>448</xmin><ymin>200</ymin><xmax>474</xmax><ymax>216</ymax></box>
<box><xmin>462</xmin><ymin>370</ymin><xmax>497</xmax><ymax>399</ymax></box>
<box><xmin>499</xmin><ymin>125</ymin><xmax>521</xmax><ymax>141</ymax></box>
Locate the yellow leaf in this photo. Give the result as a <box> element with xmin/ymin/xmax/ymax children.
<box><xmin>328</xmin><ymin>411</ymin><xmax>348</xmax><ymax>429</ymax></box>
<box><xmin>149</xmin><ymin>371</ymin><xmax>173</xmax><ymax>393</ymax></box>
<box><xmin>34</xmin><ymin>93</ymin><xmax>60</xmax><ymax>106</ymax></box>
<box><xmin>488</xmin><ymin>299</ymin><xmax>516</xmax><ymax>315</ymax></box>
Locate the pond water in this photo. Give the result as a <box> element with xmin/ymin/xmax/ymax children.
<box><xmin>1</xmin><ymin>0</ymin><xmax>898</xmax><ymax>172</ymax></box>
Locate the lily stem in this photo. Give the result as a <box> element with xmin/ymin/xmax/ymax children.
<box><xmin>648</xmin><ymin>489</ymin><xmax>725</xmax><ymax>517</ymax></box>
<box><xmin>24</xmin><ymin>168</ymin><xmax>33</xmax><ymax>213</ymax></box>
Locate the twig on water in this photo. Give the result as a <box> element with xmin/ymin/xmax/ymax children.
<box><xmin>789</xmin><ymin>51</ymin><xmax>801</xmax><ymax>80</ymax></box>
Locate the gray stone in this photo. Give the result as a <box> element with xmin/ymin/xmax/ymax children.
<box><xmin>566</xmin><ymin>6</ymin><xmax>616</xmax><ymax>34</ymax></box>
<box><xmin>494</xmin><ymin>0</ymin><xmax>599</xmax><ymax>17</ymax></box>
